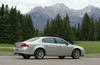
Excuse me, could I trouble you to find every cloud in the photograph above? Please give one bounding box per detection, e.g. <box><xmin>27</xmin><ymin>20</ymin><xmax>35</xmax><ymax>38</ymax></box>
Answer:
<box><xmin>0</xmin><ymin>0</ymin><xmax>100</xmax><ymax>13</ymax></box>
<box><xmin>0</xmin><ymin>0</ymin><xmax>58</xmax><ymax>13</ymax></box>
<box><xmin>64</xmin><ymin>0</ymin><xmax>100</xmax><ymax>9</ymax></box>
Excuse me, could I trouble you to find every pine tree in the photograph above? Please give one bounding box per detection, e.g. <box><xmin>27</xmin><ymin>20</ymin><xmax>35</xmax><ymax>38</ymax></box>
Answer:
<box><xmin>26</xmin><ymin>15</ymin><xmax>35</xmax><ymax>38</ymax></box>
<box><xmin>72</xmin><ymin>25</ymin><xmax>77</xmax><ymax>40</ymax></box>
<box><xmin>44</xmin><ymin>19</ymin><xmax>50</xmax><ymax>36</ymax></box>
<box><xmin>81</xmin><ymin>13</ymin><xmax>90</xmax><ymax>41</ymax></box>
<box><xmin>20</xmin><ymin>15</ymin><xmax>28</xmax><ymax>40</ymax></box>
<box><xmin>76</xmin><ymin>23</ymin><xmax>81</xmax><ymax>40</ymax></box>
<box><xmin>49</xmin><ymin>19</ymin><xmax>55</xmax><ymax>36</ymax></box>
<box><xmin>0</xmin><ymin>4</ymin><xmax>6</xmax><ymax>43</ymax></box>
<box><xmin>9</xmin><ymin>7</ymin><xmax>19</xmax><ymax>43</ymax></box>
<box><xmin>98</xmin><ymin>18</ymin><xmax>100</xmax><ymax>40</ymax></box>
<box><xmin>89</xmin><ymin>18</ymin><xmax>95</xmax><ymax>40</ymax></box>
<box><xmin>94</xmin><ymin>20</ymin><xmax>98</xmax><ymax>41</ymax></box>
<box><xmin>35</xmin><ymin>29</ymin><xmax>38</xmax><ymax>36</ymax></box>
<box><xmin>51</xmin><ymin>14</ymin><xmax>63</xmax><ymax>37</ymax></box>
<box><xmin>4</xmin><ymin>5</ymin><xmax>11</xmax><ymax>43</ymax></box>
<box><xmin>16</xmin><ymin>11</ymin><xmax>24</xmax><ymax>41</ymax></box>
<box><xmin>62</xmin><ymin>14</ymin><xmax>74</xmax><ymax>44</ymax></box>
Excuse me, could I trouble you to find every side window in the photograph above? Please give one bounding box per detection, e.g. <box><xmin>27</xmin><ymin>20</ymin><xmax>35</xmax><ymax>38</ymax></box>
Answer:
<box><xmin>55</xmin><ymin>38</ymin><xmax>68</xmax><ymax>45</ymax></box>
<box><xmin>42</xmin><ymin>38</ymin><xmax>55</xmax><ymax>43</ymax></box>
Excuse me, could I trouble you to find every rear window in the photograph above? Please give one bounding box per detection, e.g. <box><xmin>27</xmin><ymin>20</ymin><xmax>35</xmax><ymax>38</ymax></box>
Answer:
<box><xmin>42</xmin><ymin>38</ymin><xmax>55</xmax><ymax>43</ymax></box>
<box><xmin>25</xmin><ymin>37</ymin><xmax>39</xmax><ymax>42</ymax></box>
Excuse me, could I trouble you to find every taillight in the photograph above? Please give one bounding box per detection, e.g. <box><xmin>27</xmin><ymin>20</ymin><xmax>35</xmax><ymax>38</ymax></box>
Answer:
<box><xmin>14</xmin><ymin>43</ymin><xmax>16</xmax><ymax>47</ymax></box>
<box><xmin>21</xmin><ymin>43</ymin><xmax>29</xmax><ymax>47</ymax></box>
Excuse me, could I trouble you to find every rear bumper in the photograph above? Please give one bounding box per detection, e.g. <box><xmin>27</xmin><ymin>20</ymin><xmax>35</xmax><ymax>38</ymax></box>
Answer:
<box><xmin>14</xmin><ymin>47</ymin><xmax>33</xmax><ymax>55</ymax></box>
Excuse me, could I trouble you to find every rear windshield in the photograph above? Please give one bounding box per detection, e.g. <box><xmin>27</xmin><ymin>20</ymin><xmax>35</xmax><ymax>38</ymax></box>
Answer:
<box><xmin>25</xmin><ymin>37</ymin><xmax>39</xmax><ymax>42</ymax></box>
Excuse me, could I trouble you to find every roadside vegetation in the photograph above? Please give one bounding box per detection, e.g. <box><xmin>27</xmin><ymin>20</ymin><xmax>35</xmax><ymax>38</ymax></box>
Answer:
<box><xmin>0</xmin><ymin>41</ymin><xmax>100</xmax><ymax>54</ymax></box>
<box><xmin>0</xmin><ymin>44</ymin><xmax>13</xmax><ymax>52</ymax></box>
<box><xmin>75</xmin><ymin>41</ymin><xmax>100</xmax><ymax>54</ymax></box>
<box><xmin>0</xmin><ymin>44</ymin><xmax>13</xmax><ymax>47</ymax></box>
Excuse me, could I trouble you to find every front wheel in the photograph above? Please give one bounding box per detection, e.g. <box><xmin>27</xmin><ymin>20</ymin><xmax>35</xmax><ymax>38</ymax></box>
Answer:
<box><xmin>72</xmin><ymin>49</ymin><xmax>81</xmax><ymax>59</ymax></box>
<box><xmin>34</xmin><ymin>49</ymin><xmax>45</xmax><ymax>59</ymax></box>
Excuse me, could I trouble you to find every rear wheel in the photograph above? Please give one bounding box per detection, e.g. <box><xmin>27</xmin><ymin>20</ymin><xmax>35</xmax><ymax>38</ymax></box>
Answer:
<box><xmin>22</xmin><ymin>54</ymin><xmax>31</xmax><ymax>59</ymax></box>
<box><xmin>72</xmin><ymin>49</ymin><xmax>81</xmax><ymax>59</ymax></box>
<box><xmin>58</xmin><ymin>56</ymin><xmax>65</xmax><ymax>59</ymax></box>
<box><xmin>34</xmin><ymin>49</ymin><xmax>45</xmax><ymax>59</ymax></box>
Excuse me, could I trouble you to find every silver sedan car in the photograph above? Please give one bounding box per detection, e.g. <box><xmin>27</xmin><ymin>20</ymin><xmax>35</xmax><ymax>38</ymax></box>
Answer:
<box><xmin>14</xmin><ymin>37</ymin><xmax>85</xmax><ymax>59</ymax></box>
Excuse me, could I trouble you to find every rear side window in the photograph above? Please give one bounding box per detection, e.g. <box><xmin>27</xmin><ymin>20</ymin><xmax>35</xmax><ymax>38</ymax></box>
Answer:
<box><xmin>55</xmin><ymin>38</ymin><xmax>67</xmax><ymax>44</ymax></box>
<box><xmin>42</xmin><ymin>38</ymin><xmax>55</xmax><ymax>43</ymax></box>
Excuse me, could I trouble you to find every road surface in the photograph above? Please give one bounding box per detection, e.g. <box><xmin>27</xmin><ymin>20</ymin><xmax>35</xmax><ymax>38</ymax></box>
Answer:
<box><xmin>0</xmin><ymin>56</ymin><xmax>100</xmax><ymax>65</ymax></box>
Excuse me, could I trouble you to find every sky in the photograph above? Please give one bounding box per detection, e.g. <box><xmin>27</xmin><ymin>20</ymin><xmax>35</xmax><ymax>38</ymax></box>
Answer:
<box><xmin>0</xmin><ymin>0</ymin><xmax>100</xmax><ymax>14</ymax></box>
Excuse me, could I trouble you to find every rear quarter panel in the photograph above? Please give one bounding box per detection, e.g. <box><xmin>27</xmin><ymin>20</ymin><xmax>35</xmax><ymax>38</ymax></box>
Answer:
<box><xmin>29</xmin><ymin>43</ymin><xmax>45</xmax><ymax>55</ymax></box>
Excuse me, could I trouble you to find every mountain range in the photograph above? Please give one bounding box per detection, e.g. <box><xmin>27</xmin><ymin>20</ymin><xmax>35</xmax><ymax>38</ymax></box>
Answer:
<box><xmin>26</xmin><ymin>3</ymin><xmax>100</xmax><ymax>30</ymax></box>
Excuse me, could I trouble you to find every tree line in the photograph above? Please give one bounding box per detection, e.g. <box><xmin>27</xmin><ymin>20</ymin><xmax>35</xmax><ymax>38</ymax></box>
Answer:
<box><xmin>72</xmin><ymin>13</ymin><xmax>100</xmax><ymax>41</ymax></box>
<box><xmin>44</xmin><ymin>13</ymin><xmax>100</xmax><ymax>43</ymax></box>
<box><xmin>44</xmin><ymin>14</ymin><xmax>74</xmax><ymax>44</ymax></box>
<box><xmin>0</xmin><ymin>4</ymin><xmax>100</xmax><ymax>44</ymax></box>
<box><xmin>0</xmin><ymin>4</ymin><xmax>37</xmax><ymax>44</ymax></box>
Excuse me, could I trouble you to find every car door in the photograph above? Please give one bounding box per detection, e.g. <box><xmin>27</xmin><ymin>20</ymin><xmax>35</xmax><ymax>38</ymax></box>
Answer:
<box><xmin>42</xmin><ymin>38</ymin><xmax>58</xmax><ymax>55</ymax></box>
<box><xmin>54</xmin><ymin>38</ymin><xmax>69</xmax><ymax>56</ymax></box>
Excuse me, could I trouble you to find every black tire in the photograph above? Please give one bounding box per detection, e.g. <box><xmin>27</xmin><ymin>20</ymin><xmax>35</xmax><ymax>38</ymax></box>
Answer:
<box><xmin>72</xmin><ymin>49</ymin><xmax>81</xmax><ymax>59</ymax></box>
<box><xmin>58</xmin><ymin>56</ymin><xmax>65</xmax><ymax>59</ymax></box>
<box><xmin>22</xmin><ymin>54</ymin><xmax>31</xmax><ymax>59</ymax></box>
<box><xmin>34</xmin><ymin>49</ymin><xmax>45</xmax><ymax>59</ymax></box>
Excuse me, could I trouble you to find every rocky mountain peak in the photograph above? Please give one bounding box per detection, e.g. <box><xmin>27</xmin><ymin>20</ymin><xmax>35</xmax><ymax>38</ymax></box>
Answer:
<box><xmin>26</xmin><ymin>4</ymin><xmax>100</xmax><ymax>30</ymax></box>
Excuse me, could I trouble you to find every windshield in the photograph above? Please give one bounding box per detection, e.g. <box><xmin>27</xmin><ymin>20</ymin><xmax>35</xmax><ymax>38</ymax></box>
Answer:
<box><xmin>25</xmin><ymin>37</ymin><xmax>39</xmax><ymax>42</ymax></box>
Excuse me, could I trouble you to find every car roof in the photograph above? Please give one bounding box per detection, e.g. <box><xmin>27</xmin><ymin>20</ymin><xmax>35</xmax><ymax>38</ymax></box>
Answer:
<box><xmin>38</xmin><ymin>36</ymin><xmax>59</xmax><ymax>39</ymax></box>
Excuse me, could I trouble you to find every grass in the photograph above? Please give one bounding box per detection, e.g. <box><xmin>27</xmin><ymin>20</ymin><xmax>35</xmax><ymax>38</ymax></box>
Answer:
<box><xmin>0</xmin><ymin>44</ymin><xmax>14</xmax><ymax>47</ymax></box>
<box><xmin>75</xmin><ymin>41</ymin><xmax>100</xmax><ymax>54</ymax></box>
<box><xmin>0</xmin><ymin>44</ymin><xmax>14</xmax><ymax>52</ymax></box>
<box><xmin>0</xmin><ymin>47</ymin><xmax>13</xmax><ymax>52</ymax></box>
<box><xmin>0</xmin><ymin>41</ymin><xmax>100</xmax><ymax>54</ymax></box>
